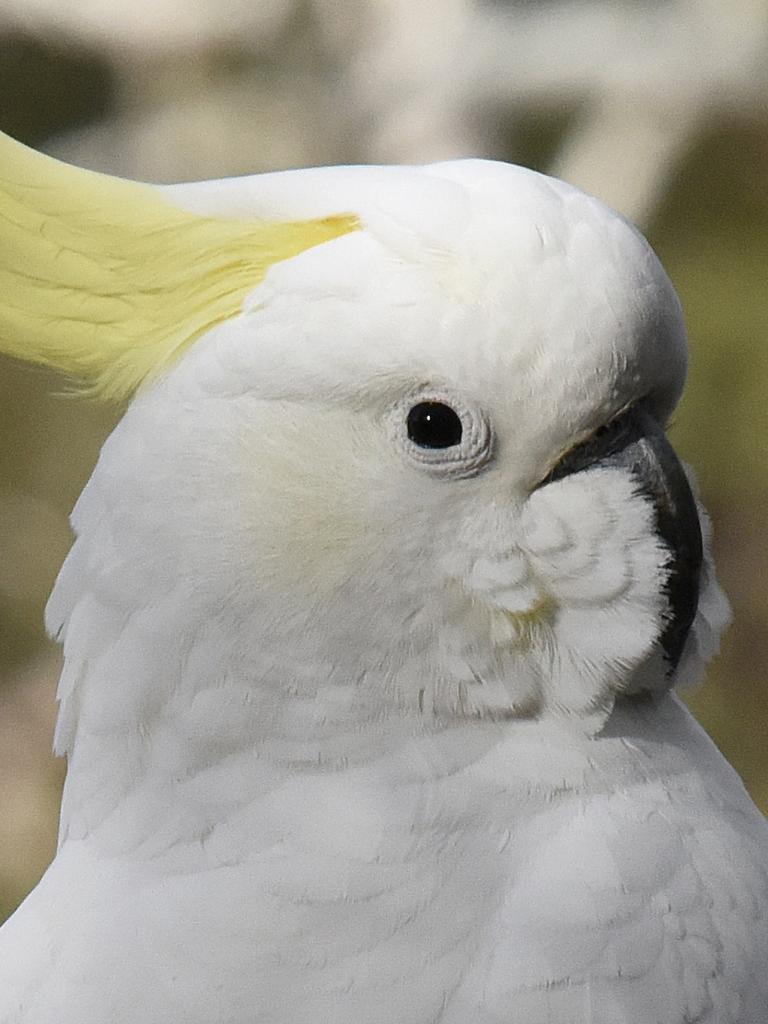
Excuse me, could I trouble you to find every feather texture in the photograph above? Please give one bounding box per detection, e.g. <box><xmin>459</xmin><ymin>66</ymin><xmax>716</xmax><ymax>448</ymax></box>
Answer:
<box><xmin>0</xmin><ymin>131</ymin><xmax>357</xmax><ymax>399</ymax></box>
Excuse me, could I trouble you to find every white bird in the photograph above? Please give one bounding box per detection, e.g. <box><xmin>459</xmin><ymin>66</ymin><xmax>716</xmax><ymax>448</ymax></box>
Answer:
<box><xmin>0</xmin><ymin>133</ymin><xmax>765</xmax><ymax>1024</ymax></box>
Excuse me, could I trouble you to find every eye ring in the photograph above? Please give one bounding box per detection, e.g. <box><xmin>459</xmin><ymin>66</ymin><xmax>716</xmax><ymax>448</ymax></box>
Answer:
<box><xmin>390</xmin><ymin>387</ymin><xmax>494</xmax><ymax>478</ymax></box>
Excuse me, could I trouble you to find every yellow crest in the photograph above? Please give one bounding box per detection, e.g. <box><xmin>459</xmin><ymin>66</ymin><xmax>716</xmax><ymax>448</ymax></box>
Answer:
<box><xmin>0</xmin><ymin>133</ymin><xmax>358</xmax><ymax>400</ymax></box>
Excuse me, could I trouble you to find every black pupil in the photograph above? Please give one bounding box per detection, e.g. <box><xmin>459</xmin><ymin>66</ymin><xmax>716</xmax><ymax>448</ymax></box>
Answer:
<box><xmin>407</xmin><ymin>402</ymin><xmax>463</xmax><ymax>449</ymax></box>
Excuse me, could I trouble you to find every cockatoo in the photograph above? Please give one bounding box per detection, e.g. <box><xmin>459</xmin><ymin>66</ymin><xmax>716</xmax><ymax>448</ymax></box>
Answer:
<box><xmin>0</xmin><ymin>131</ymin><xmax>765</xmax><ymax>1024</ymax></box>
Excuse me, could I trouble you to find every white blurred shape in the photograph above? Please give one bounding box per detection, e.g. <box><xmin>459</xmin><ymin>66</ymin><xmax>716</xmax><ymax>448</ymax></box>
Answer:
<box><xmin>0</xmin><ymin>0</ymin><xmax>291</xmax><ymax>54</ymax></box>
<box><xmin>2</xmin><ymin>0</ymin><xmax>768</xmax><ymax>219</ymax></box>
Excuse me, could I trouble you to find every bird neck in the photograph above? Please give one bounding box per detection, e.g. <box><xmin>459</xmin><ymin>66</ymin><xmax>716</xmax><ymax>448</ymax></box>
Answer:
<box><xmin>53</xmin><ymin>597</ymin><xmax>617</xmax><ymax>859</ymax></box>
<box><xmin>55</xmin><ymin>657</ymin><xmax>732</xmax><ymax>874</ymax></box>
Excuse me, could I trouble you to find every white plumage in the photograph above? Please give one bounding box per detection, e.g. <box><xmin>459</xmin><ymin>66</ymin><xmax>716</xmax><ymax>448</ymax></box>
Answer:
<box><xmin>1</xmin><ymin>155</ymin><xmax>765</xmax><ymax>1023</ymax></box>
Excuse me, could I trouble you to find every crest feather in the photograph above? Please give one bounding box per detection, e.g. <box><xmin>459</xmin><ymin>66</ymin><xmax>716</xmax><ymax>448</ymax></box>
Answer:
<box><xmin>0</xmin><ymin>132</ymin><xmax>358</xmax><ymax>400</ymax></box>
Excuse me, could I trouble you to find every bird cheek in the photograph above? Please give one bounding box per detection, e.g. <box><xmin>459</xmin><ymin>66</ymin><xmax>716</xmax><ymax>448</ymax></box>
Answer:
<box><xmin>520</xmin><ymin>468</ymin><xmax>672</xmax><ymax>691</ymax></box>
<box><xmin>466</xmin><ymin>551</ymin><xmax>550</xmax><ymax>620</ymax></box>
<box><xmin>522</xmin><ymin>468</ymin><xmax>666</xmax><ymax>603</ymax></box>
<box><xmin>240</xmin><ymin>469</ymin><xmax>365</xmax><ymax>599</ymax></box>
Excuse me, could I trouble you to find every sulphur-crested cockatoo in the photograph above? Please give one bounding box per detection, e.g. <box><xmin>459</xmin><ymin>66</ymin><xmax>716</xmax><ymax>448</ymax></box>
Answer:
<box><xmin>0</xmin><ymin>132</ymin><xmax>765</xmax><ymax>1024</ymax></box>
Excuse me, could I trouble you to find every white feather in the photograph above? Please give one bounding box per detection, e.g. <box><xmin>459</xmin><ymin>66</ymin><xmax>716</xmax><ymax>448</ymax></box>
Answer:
<box><xmin>1</xmin><ymin>158</ymin><xmax>764</xmax><ymax>1023</ymax></box>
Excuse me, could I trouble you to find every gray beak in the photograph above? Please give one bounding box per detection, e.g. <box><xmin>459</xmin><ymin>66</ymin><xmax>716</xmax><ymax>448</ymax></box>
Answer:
<box><xmin>538</xmin><ymin>404</ymin><xmax>703</xmax><ymax>673</ymax></box>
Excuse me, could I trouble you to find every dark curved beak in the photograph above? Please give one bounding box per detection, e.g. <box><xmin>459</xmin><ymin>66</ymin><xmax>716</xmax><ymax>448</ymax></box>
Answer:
<box><xmin>538</xmin><ymin>404</ymin><xmax>703</xmax><ymax>673</ymax></box>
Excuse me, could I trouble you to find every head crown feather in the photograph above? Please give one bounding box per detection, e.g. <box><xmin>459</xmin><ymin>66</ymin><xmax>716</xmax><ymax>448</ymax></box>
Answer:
<box><xmin>0</xmin><ymin>132</ymin><xmax>358</xmax><ymax>400</ymax></box>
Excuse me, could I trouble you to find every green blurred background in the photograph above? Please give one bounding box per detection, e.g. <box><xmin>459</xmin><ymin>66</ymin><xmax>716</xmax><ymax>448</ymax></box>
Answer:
<box><xmin>0</xmin><ymin>0</ymin><xmax>766</xmax><ymax>922</ymax></box>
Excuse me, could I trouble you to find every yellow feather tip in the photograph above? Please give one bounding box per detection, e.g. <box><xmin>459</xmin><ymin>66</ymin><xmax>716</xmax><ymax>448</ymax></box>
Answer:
<box><xmin>0</xmin><ymin>132</ymin><xmax>359</xmax><ymax>400</ymax></box>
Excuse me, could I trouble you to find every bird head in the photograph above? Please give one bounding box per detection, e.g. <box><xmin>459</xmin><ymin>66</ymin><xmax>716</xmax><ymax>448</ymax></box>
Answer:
<box><xmin>0</xmin><ymin>140</ymin><xmax>729</xmax><ymax>772</ymax></box>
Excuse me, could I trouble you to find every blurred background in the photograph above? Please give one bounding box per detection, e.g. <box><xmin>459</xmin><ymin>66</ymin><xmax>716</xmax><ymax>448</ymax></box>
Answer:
<box><xmin>0</xmin><ymin>0</ymin><xmax>766</xmax><ymax>922</ymax></box>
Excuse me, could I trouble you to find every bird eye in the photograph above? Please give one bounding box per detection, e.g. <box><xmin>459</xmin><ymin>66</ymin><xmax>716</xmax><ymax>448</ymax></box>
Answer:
<box><xmin>391</xmin><ymin>388</ymin><xmax>494</xmax><ymax>478</ymax></box>
<box><xmin>406</xmin><ymin>402</ymin><xmax>463</xmax><ymax>449</ymax></box>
